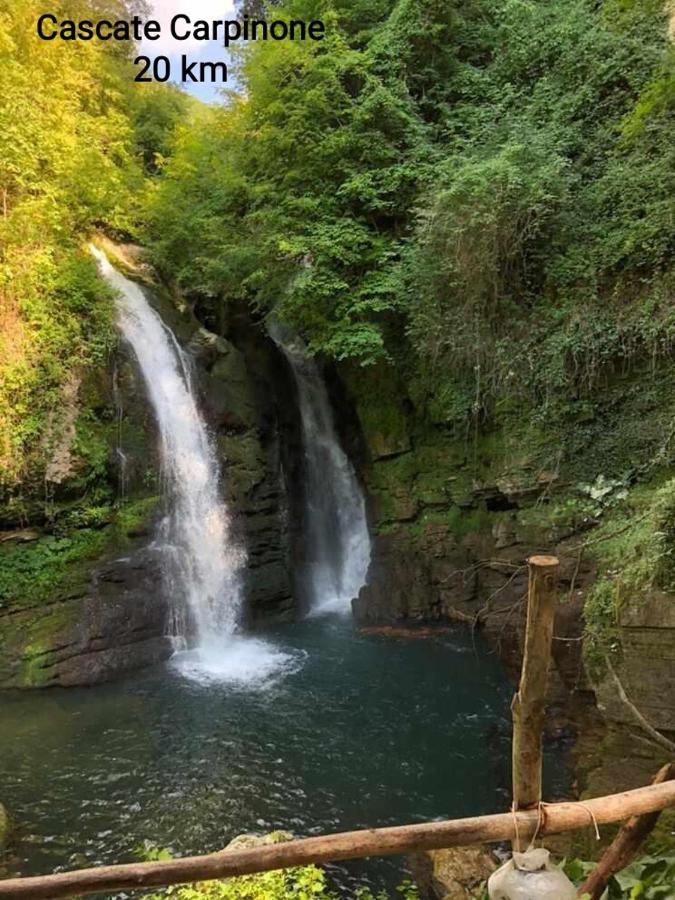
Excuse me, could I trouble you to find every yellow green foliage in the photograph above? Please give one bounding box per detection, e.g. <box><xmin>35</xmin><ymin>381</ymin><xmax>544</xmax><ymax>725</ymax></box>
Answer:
<box><xmin>149</xmin><ymin>866</ymin><xmax>331</xmax><ymax>900</ymax></box>
<box><xmin>148</xmin><ymin>867</ymin><xmax>420</xmax><ymax>900</ymax></box>
<box><xmin>0</xmin><ymin>0</ymin><xmax>142</xmax><ymax>487</ymax></box>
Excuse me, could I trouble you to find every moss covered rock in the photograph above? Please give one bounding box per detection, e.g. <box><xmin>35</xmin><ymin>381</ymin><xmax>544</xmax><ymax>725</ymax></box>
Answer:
<box><xmin>409</xmin><ymin>845</ymin><xmax>497</xmax><ymax>900</ymax></box>
<box><xmin>0</xmin><ymin>499</ymin><xmax>173</xmax><ymax>689</ymax></box>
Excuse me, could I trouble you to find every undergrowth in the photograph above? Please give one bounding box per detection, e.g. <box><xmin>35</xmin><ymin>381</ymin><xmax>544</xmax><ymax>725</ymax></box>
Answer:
<box><xmin>0</xmin><ymin>496</ymin><xmax>158</xmax><ymax>611</ymax></box>
<box><xmin>583</xmin><ymin>476</ymin><xmax>675</xmax><ymax>665</ymax></box>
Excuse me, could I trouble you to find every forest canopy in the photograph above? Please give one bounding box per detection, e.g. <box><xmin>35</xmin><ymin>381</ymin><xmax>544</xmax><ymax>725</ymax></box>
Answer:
<box><xmin>146</xmin><ymin>0</ymin><xmax>675</xmax><ymax>430</ymax></box>
<box><xmin>2</xmin><ymin>0</ymin><xmax>674</xmax><ymax>485</ymax></box>
<box><xmin>0</xmin><ymin>0</ymin><xmax>185</xmax><ymax>488</ymax></box>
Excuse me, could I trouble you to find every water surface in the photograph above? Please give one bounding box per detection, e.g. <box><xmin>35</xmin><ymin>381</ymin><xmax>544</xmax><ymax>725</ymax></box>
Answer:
<box><xmin>0</xmin><ymin>620</ymin><xmax>570</xmax><ymax>894</ymax></box>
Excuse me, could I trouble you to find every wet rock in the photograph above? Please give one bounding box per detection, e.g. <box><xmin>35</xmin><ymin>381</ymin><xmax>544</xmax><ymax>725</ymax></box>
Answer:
<box><xmin>354</xmin><ymin>525</ymin><xmax>479</xmax><ymax>625</ymax></box>
<box><xmin>339</xmin><ymin>361</ymin><xmax>411</xmax><ymax>461</ymax></box>
<box><xmin>200</xmin><ymin>303</ymin><xmax>305</xmax><ymax>623</ymax></box>
<box><xmin>0</xmin><ymin>546</ymin><xmax>172</xmax><ymax>689</ymax></box>
<box><xmin>0</xmin><ymin>259</ymin><xmax>301</xmax><ymax>690</ymax></box>
<box><xmin>606</xmin><ymin>589</ymin><xmax>675</xmax><ymax>733</ymax></box>
<box><xmin>226</xmin><ymin>831</ymin><xmax>293</xmax><ymax>850</ymax></box>
<box><xmin>354</xmin><ymin>518</ymin><xmax>595</xmax><ymax>726</ymax></box>
<box><xmin>354</xmin><ymin>532</ymin><xmax>431</xmax><ymax>622</ymax></box>
<box><xmin>200</xmin><ymin>336</ymin><xmax>258</xmax><ymax>433</ymax></box>
<box><xmin>0</xmin><ymin>529</ymin><xmax>39</xmax><ymax>544</ymax></box>
<box><xmin>409</xmin><ymin>845</ymin><xmax>497</xmax><ymax>900</ymax></box>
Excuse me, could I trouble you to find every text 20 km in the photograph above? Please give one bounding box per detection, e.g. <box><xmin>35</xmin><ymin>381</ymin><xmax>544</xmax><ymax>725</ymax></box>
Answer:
<box><xmin>134</xmin><ymin>55</ymin><xmax>228</xmax><ymax>84</ymax></box>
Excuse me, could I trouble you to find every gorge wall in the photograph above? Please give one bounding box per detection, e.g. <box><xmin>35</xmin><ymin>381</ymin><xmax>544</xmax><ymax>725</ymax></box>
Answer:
<box><xmin>340</xmin><ymin>355</ymin><xmax>675</xmax><ymax>844</ymax></box>
<box><xmin>0</xmin><ymin>246</ymin><xmax>303</xmax><ymax>688</ymax></box>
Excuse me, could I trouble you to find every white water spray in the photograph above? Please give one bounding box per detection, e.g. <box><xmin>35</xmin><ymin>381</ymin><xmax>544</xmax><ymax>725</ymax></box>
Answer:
<box><xmin>269</xmin><ymin>323</ymin><xmax>371</xmax><ymax>615</ymax></box>
<box><xmin>92</xmin><ymin>246</ymin><xmax>300</xmax><ymax>685</ymax></box>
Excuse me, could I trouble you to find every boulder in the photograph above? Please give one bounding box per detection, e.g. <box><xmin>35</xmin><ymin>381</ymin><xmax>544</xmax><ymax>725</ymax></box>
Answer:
<box><xmin>0</xmin><ymin>546</ymin><xmax>172</xmax><ymax>689</ymax></box>
<box><xmin>409</xmin><ymin>846</ymin><xmax>497</xmax><ymax>900</ymax></box>
<box><xmin>226</xmin><ymin>831</ymin><xmax>293</xmax><ymax>851</ymax></box>
<box><xmin>354</xmin><ymin>531</ymin><xmax>431</xmax><ymax>623</ymax></box>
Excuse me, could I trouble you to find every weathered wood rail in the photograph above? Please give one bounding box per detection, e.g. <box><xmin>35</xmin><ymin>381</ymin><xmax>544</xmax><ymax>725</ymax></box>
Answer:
<box><xmin>2</xmin><ymin>555</ymin><xmax>673</xmax><ymax>899</ymax></box>
<box><xmin>1</xmin><ymin>781</ymin><xmax>675</xmax><ymax>899</ymax></box>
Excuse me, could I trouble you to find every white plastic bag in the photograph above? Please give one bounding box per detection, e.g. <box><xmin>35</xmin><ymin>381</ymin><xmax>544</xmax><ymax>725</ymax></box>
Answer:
<box><xmin>488</xmin><ymin>848</ymin><xmax>576</xmax><ymax>899</ymax></box>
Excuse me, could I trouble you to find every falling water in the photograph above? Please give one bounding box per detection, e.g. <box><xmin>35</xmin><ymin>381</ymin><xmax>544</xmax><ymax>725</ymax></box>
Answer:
<box><xmin>269</xmin><ymin>323</ymin><xmax>371</xmax><ymax>615</ymax></box>
<box><xmin>92</xmin><ymin>246</ymin><xmax>300</xmax><ymax>684</ymax></box>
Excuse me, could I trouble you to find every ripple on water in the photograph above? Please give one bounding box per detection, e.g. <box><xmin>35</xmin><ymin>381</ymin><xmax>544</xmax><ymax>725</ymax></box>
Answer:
<box><xmin>0</xmin><ymin>619</ymin><xmax>571</xmax><ymax>891</ymax></box>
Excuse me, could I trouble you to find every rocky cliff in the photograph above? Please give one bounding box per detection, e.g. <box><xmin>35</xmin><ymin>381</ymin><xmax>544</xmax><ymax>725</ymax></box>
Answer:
<box><xmin>0</xmin><ymin>245</ymin><xmax>303</xmax><ymax>688</ymax></box>
<box><xmin>342</xmin><ymin>355</ymin><xmax>675</xmax><ymax>845</ymax></box>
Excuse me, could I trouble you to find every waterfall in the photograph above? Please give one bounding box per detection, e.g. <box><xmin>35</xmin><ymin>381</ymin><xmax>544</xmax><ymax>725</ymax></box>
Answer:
<box><xmin>92</xmin><ymin>246</ymin><xmax>299</xmax><ymax>685</ymax></box>
<box><xmin>269</xmin><ymin>323</ymin><xmax>371</xmax><ymax>615</ymax></box>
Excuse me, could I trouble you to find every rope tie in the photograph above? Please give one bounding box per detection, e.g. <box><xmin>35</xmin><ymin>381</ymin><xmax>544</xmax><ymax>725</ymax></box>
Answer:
<box><xmin>517</xmin><ymin>800</ymin><xmax>600</xmax><ymax>852</ymax></box>
<box><xmin>579</xmin><ymin>801</ymin><xmax>601</xmax><ymax>841</ymax></box>
<box><xmin>527</xmin><ymin>801</ymin><xmax>547</xmax><ymax>850</ymax></box>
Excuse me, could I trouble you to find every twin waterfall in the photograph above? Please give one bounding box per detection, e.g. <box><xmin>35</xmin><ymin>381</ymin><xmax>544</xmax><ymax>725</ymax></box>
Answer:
<box><xmin>92</xmin><ymin>247</ymin><xmax>369</xmax><ymax>683</ymax></box>
<box><xmin>269</xmin><ymin>324</ymin><xmax>371</xmax><ymax>615</ymax></box>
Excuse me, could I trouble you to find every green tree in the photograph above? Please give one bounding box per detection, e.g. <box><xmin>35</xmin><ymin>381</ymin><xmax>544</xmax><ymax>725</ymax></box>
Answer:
<box><xmin>0</xmin><ymin>0</ymin><xmax>142</xmax><ymax>486</ymax></box>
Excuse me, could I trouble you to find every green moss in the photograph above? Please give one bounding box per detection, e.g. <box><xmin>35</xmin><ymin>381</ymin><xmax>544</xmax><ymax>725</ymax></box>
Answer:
<box><xmin>0</xmin><ymin>495</ymin><xmax>159</xmax><ymax>687</ymax></box>
<box><xmin>408</xmin><ymin>504</ymin><xmax>492</xmax><ymax>538</ymax></box>
<box><xmin>582</xmin><ymin>475</ymin><xmax>675</xmax><ymax>664</ymax></box>
<box><xmin>16</xmin><ymin>600</ymin><xmax>80</xmax><ymax>687</ymax></box>
<box><xmin>0</xmin><ymin>594</ymin><xmax>80</xmax><ymax>687</ymax></box>
<box><xmin>68</xmin><ymin>411</ymin><xmax>116</xmax><ymax>494</ymax></box>
<box><xmin>516</xmin><ymin>496</ymin><xmax>596</xmax><ymax>532</ymax></box>
<box><xmin>0</xmin><ymin>496</ymin><xmax>159</xmax><ymax>614</ymax></box>
<box><xmin>367</xmin><ymin>453</ymin><xmax>419</xmax><ymax>526</ymax></box>
<box><xmin>115</xmin><ymin>496</ymin><xmax>160</xmax><ymax>535</ymax></box>
<box><xmin>341</xmin><ymin>361</ymin><xmax>411</xmax><ymax>461</ymax></box>
<box><xmin>0</xmin><ymin>530</ymin><xmax>110</xmax><ymax>612</ymax></box>
<box><xmin>412</xmin><ymin>436</ymin><xmax>470</xmax><ymax>506</ymax></box>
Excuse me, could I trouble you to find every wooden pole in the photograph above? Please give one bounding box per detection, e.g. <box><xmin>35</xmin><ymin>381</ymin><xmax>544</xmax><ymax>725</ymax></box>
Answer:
<box><xmin>511</xmin><ymin>554</ymin><xmax>559</xmax><ymax>830</ymax></box>
<box><xmin>577</xmin><ymin>763</ymin><xmax>675</xmax><ymax>899</ymax></box>
<box><xmin>1</xmin><ymin>782</ymin><xmax>675</xmax><ymax>900</ymax></box>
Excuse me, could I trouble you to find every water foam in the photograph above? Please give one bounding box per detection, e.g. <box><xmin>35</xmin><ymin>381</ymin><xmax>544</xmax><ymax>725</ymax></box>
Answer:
<box><xmin>172</xmin><ymin>638</ymin><xmax>307</xmax><ymax>689</ymax></box>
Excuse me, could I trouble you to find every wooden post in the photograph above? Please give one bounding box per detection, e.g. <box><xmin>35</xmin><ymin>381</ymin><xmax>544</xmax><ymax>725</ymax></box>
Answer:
<box><xmin>511</xmin><ymin>554</ymin><xmax>560</xmax><ymax>834</ymax></box>
<box><xmin>578</xmin><ymin>763</ymin><xmax>675</xmax><ymax>899</ymax></box>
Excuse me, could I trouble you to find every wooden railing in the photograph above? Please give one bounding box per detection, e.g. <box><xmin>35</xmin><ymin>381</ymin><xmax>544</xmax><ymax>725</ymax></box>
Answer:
<box><xmin>0</xmin><ymin>782</ymin><xmax>675</xmax><ymax>899</ymax></box>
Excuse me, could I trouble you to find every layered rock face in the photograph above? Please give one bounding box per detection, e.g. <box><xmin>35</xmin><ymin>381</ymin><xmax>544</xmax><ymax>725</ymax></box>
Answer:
<box><xmin>0</xmin><ymin>336</ymin><xmax>169</xmax><ymax>688</ymax></box>
<box><xmin>351</xmin><ymin>449</ymin><xmax>675</xmax><ymax>756</ymax></box>
<box><xmin>597</xmin><ymin>590</ymin><xmax>675</xmax><ymax>734</ymax></box>
<box><xmin>0</xmin><ymin>546</ymin><xmax>173</xmax><ymax>688</ymax></box>
<box><xmin>187</xmin><ymin>305</ymin><xmax>303</xmax><ymax>625</ymax></box>
<box><xmin>353</xmin><ymin>500</ymin><xmax>595</xmax><ymax>714</ymax></box>
<box><xmin>342</xmin><ymin>362</ymin><xmax>594</xmax><ymax>713</ymax></box>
